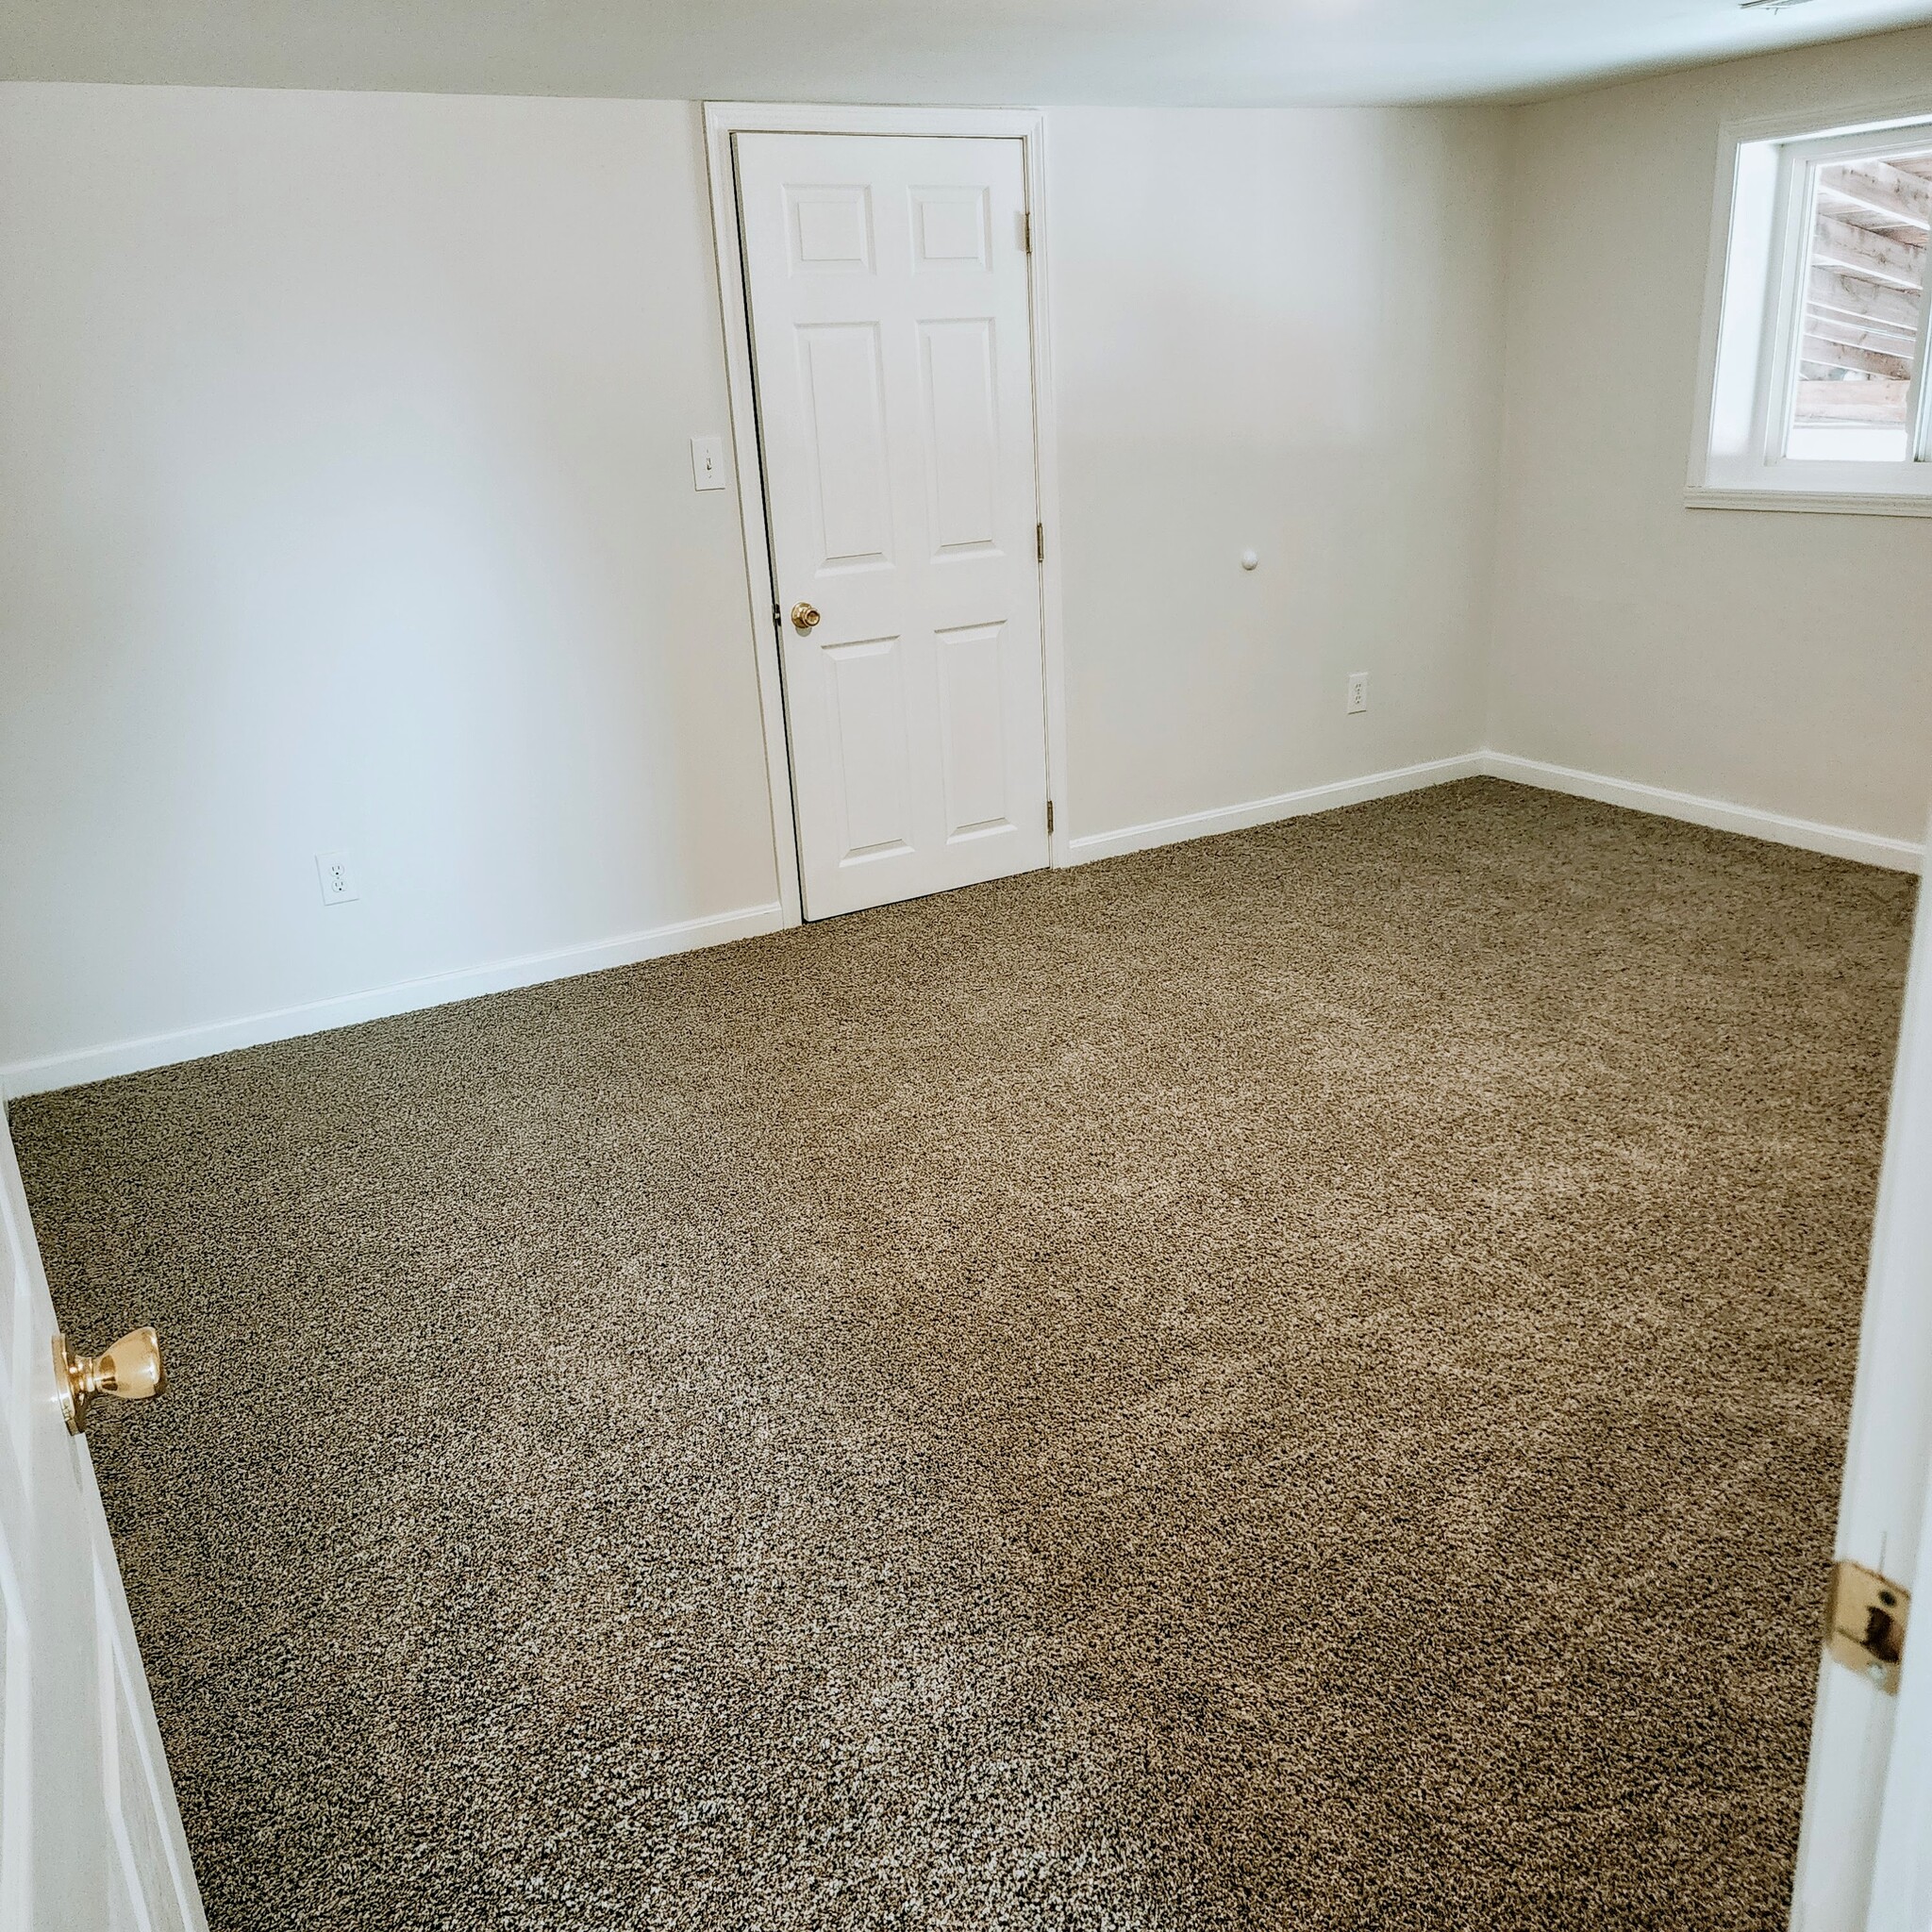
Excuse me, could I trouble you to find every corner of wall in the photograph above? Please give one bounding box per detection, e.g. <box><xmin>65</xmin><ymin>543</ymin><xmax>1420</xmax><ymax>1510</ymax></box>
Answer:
<box><xmin>1474</xmin><ymin>96</ymin><xmax>1527</xmax><ymax>761</ymax></box>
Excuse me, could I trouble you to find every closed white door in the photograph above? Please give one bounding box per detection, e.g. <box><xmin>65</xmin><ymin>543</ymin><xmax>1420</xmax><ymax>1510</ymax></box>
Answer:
<box><xmin>736</xmin><ymin>132</ymin><xmax>1050</xmax><ymax>920</ymax></box>
<box><xmin>0</xmin><ymin>1103</ymin><xmax>205</xmax><ymax>1932</ymax></box>
<box><xmin>1789</xmin><ymin>811</ymin><xmax>1932</xmax><ymax>1932</ymax></box>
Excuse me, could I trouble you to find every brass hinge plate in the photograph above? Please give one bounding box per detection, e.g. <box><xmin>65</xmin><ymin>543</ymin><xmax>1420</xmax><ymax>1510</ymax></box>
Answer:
<box><xmin>1825</xmin><ymin>1557</ymin><xmax>1909</xmax><ymax>1694</ymax></box>
<box><xmin>1046</xmin><ymin>799</ymin><xmax>1055</xmax><ymax>836</ymax></box>
<box><xmin>1024</xmin><ymin>211</ymin><xmax>1033</xmax><ymax>254</ymax></box>
<box><xmin>1036</xmin><ymin>522</ymin><xmax>1044</xmax><ymax>563</ymax></box>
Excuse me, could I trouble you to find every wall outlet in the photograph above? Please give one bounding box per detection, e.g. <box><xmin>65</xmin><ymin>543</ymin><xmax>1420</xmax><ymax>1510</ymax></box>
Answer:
<box><xmin>316</xmin><ymin>853</ymin><xmax>359</xmax><ymax>907</ymax></box>
<box><xmin>1346</xmin><ymin>672</ymin><xmax>1369</xmax><ymax>715</ymax></box>
<box><xmin>690</xmin><ymin>435</ymin><xmax>726</xmax><ymax>491</ymax></box>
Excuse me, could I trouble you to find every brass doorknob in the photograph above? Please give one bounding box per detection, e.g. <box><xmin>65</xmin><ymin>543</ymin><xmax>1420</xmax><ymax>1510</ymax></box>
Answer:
<box><xmin>791</xmin><ymin>601</ymin><xmax>821</xmax><ymax>633</ymax></box>
<box><xmin>53</xmin><ymin>1328</ymin><xmax>166</xmax><ymax>1436</ymax></box>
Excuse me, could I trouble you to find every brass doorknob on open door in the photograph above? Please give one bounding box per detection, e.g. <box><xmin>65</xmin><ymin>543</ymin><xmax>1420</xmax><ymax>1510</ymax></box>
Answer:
<box><xmin>53</xmin><ymin>1328</ymin><xmax>165</xmax><ymax>1435</ymax></box>
<box><xmin>791</xmin><ymin>601</ymin><xmax>821</xmax><ymax>633</ymax></box>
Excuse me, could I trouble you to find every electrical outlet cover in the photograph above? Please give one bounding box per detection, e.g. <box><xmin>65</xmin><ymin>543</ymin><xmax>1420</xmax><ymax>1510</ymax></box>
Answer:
<box><xmin>316</xmin><ymin>853</ymin><xmax>359</xmax><ymax>906</ymax></box>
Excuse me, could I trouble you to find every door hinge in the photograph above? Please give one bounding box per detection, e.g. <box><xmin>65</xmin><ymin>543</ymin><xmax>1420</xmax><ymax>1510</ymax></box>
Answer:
<box><xmin>1036</xmin><ymin>523</ymin><xmax>1044</xmax><ymax>563</ymax></box>
<box><xmin>1024</xmin><ymin>211</ymin><xmax>1033</xmax><ymax>255</ymax></box>
<box><xmin>1046</xmin><ymin>799</ymin><xmax>1055</xmax><ymax>836</ymax></box>
<box><xmin>1825</xmin><ymin>1558</ymin><xmax>1909</xmax><ymax>1694</ymax></box>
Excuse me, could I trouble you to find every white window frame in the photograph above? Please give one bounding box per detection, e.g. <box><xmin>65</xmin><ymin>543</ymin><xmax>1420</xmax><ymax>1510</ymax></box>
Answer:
<box><xmin>1689</xmin><ymin>95</ymin><xmax>1932</xmax><ymax>517</ymax></box>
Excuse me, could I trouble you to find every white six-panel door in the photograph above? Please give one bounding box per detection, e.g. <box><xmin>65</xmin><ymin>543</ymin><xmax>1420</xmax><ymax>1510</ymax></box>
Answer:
<box><xmin>0</xmin><ymin>1101</ymin><xmax>204</xmax><ymax>1932</ymax></box>
<box><xmin>735</xmin><ymin>133</ymin><xmax>1050</xmax><ymax>920</ymax></box>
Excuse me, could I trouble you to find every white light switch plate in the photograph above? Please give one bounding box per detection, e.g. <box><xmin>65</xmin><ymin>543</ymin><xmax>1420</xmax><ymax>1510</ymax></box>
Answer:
<box><xmin>690</xmin><ymin>436</ymin><xmax>726</xmax><ymax>491</ymax></box>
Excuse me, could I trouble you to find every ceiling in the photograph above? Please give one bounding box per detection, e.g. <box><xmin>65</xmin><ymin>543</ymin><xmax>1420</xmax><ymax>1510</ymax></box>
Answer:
<box><xmin>0</xmin><ymin>0</ymin><xmax>1928</xmax><ymax>107</ymax></box>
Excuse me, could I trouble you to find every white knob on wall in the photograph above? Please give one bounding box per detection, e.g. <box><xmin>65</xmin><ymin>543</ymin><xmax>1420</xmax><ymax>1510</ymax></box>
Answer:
<box><xmin>1240</xmin><ymin>550</ymin><xmax>1258</xmax><ymax>572</ymax></box>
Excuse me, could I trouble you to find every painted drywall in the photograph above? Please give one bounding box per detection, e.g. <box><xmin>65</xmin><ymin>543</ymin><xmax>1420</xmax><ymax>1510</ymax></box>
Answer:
<box><xmin>0</xmin><ymin>86</ymin><xmax>1512</xmax><ymax>1085</ymax></box>
<box><xmin>1049</xmin><ymin>106</ymin><xmax>1507</xmax><ymax>843</ymax></box>
<box><xmin>1489</xmin><ymin>26</ymin><xmax>1932</xmax><ymax>846</ymax></box>
<box><xmin>0</xmin><ymin>85</ymin><xmax>783</xmax><ymax>1081</ymax></box>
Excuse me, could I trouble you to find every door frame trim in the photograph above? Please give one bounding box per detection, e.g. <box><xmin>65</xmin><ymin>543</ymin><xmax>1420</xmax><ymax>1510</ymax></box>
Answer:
<box><xmin>701</xmin><ymin>101</ymin><xmax>1072</xmax><ymax>925</ymax></box>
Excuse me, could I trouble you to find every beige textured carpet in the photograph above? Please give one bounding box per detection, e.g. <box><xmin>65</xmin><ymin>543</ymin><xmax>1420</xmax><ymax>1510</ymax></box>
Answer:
<box><xmin>11</xmin><ymin>778</ymin><xmax>1914</xmax><ymax>1932</ymax></box>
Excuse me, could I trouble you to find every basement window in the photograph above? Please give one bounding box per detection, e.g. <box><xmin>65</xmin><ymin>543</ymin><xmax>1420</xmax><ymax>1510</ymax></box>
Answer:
<box><xmin>1691</xmin><ymin>110</ymin><xmax>1932</xmax><ymax>512</ymax></box>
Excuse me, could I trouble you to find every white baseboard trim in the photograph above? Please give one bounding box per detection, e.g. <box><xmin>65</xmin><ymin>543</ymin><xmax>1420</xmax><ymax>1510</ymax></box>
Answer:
<box><xmin>0</xmin><ymin>900</ymin><xmax>790</xmax><ymax>1101</ymax></box>
<box><xmin>8</xmin><ymin>752</ymin><xmax>1914</xmax><ymax>1100</ymax></box>
<box><xmin>1064</xmin><ymin>745</ymin><xmax>1922</xmax><ymax>874</ymax></box>
<box><xmin>1479</xmin><ymin>751</ymin><xmax>1924</xmax><ymax>874</ymax></box>
<box><xmin>1065</xmin><ymin>753</ymin><xmax>1485</xmax><ymax>865</ymax></box>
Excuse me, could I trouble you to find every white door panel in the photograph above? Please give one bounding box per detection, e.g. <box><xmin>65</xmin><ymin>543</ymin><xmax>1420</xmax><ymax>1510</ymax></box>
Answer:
<box><xmin>738</xmin><ymin>132</ymin><xmax>1049</xmax><ymax>919</ymax></box>
<box><xmin>937</xmin><ymin>622</ymin><xmax>1013</xmax><ymax>841</ymax></box>
<box><xmin>921</xmin><ymin>320</ymin><xmax>1001</xmax><ymax>557</ymax></box>
<box><xmin>1790</xmin><ymin>814</ymin><xmax>1932</xmax><ymax>1932</ymax></box>
<box><xmin>0</xmin><ymin>1103</ymin><xmax>205</xmax><ymax>1932</ymax></box>
<box><xmin>824</xmin><ymin>634</ymin><xmax>915</xmax><ymax>862</ymax></box>
<box><xmin>800</xmin><ymin>325</ymin><xmax>891</xmax><ymax>570</ymax></box>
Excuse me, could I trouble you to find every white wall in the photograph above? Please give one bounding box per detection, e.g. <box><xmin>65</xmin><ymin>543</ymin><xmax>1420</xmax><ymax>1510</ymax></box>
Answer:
<box><xmin>2</xmin><ymin>60</ymin><xmax>1921</xmax><ymax>1091</ymax></box>
<box><xmin>0</xmin><ymin>86</ymin><xmax>784</xmax><ymax>1084</ymax></box>
<box><xmin>1489</xmin><ymin>26</ymin><xmax>1932</xmax><ymax>846</ymax></box>
<box><xmin>1050</xmin><ymin>107</ymin><xmax>1506</xmax><ymax>845</ymax></box>
<box><xmin>0</xmin><ymin>86</ymin><xmax>1512</xmax><ymax>1087</ymax></box>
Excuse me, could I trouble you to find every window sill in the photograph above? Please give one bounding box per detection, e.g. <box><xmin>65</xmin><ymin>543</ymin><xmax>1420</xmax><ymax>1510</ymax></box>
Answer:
<box><xmin>1685</xmin><ymin>484</ymin><xmax>1932</xmax><ymax>518</ymax></box>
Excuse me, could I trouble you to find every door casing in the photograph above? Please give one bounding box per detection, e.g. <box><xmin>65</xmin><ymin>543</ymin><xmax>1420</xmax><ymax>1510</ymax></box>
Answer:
<box><xmin>703</xmin><ymin>102</ymin><xmax>1071</xmax><ymax>927</ymax></box>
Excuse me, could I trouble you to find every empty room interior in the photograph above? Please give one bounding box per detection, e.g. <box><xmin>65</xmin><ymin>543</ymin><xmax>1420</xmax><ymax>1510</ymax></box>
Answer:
<box><xmin>5</xmin><ymin>0</ymin><xmax>1932</xmax><ymax>1926</ymax></box>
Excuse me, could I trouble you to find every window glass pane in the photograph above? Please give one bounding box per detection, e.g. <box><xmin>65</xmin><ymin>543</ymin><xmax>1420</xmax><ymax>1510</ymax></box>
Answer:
<box><xmin>1788</xmin><ymin>149</ymin><xmax>1930</xmax><ymax>462</ymax></box>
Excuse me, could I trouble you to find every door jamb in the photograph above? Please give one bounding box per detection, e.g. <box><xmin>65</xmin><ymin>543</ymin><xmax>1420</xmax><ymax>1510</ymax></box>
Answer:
<box><xmin>700</xmin><ymin>101</ymin><xmax>1073</xmax><ymax>925</ymax></box>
